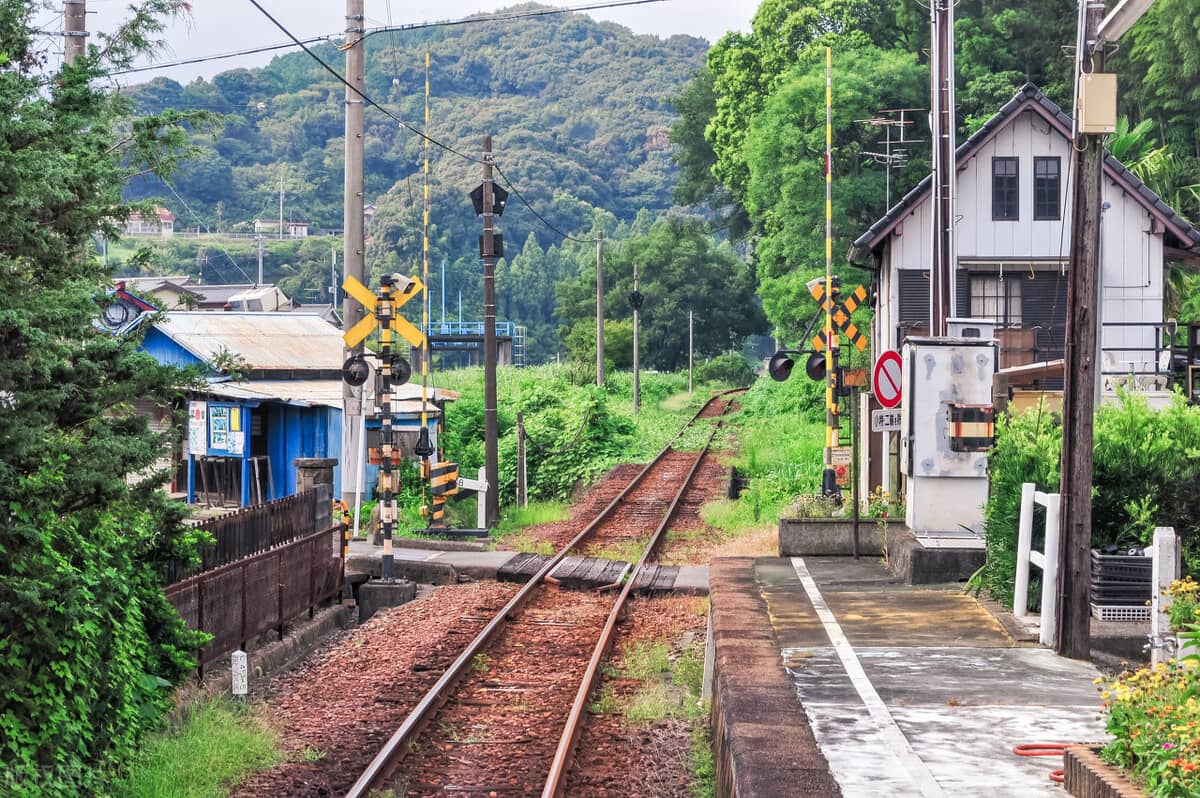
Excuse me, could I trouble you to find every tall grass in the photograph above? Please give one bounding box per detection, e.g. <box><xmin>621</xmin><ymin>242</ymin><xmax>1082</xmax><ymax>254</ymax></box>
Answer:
<box><xmin>113</xmin><ymin>697</ymin><xmax>279</xmax><ymax>798</ymax></box>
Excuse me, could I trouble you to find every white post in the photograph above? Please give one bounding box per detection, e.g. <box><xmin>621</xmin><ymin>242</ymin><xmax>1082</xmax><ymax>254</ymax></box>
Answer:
<box><xmin>1014</xmin><ymin>482</ymin><xmax>1036</xmax><ymax>617</ymax></box>
<box><xmin>352</xmin><ymin>389</ymin><xmax>367</xmax><ymax>539</ymax></box>
<box><xmin>1152</xmin><ymin>527</ymin><xmax>1180</xmax><ymax>666</ymax></box>
<box><xmin>231</xmin><ymin>649</ymin><xmax>248</xmax><ymax>699</ymax></box>
<box><xmin>1039</xmin><ymin>494</ymin><xmax>1062</xmax><ymax>648</ymax></box>
<box><xmin>477</xmin><ymin>466</ymin><xmax>487</xmax><ymax>530</ymax></box>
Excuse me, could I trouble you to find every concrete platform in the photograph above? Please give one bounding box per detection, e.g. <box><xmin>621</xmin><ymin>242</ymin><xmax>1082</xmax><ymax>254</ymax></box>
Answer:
<box><xmin>709</xmin><ymin>556</ymin><xmax>1107</xmax><ymax>798</ymax></box>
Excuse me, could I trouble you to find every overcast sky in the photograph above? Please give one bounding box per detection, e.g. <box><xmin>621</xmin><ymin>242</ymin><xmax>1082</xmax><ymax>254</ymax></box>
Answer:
<box><xmin>57</xmin><ymin>0</ymin><xmax>761</xmax><ymax>84</ymax></box>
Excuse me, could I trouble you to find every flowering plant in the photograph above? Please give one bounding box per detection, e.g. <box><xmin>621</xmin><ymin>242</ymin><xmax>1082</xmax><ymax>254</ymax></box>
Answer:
<box><xmin>1099</xmin><ymin>659</ymin><xmax>1200</xmax><ymax>796</ymax></box>
<box><xmin>1165</xmin><ymin>577</ymin><xmax>1200</xmax><ymax>633</ymax></box>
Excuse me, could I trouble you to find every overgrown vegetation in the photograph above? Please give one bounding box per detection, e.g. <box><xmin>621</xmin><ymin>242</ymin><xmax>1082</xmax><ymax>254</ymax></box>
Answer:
<box><xmin>112</xmin><ymin>697</ymin><xmax>280</xmax><ymax>798</ymax></box>
<box><xmin>981</xmin><ymin>393</ymin><xmax>1200</xmax><ymax>608</ymax></box>
<box><xmin>0</xmin><ymin>3</ymin><xmax>211</xmax><ymax>794</ymax></box>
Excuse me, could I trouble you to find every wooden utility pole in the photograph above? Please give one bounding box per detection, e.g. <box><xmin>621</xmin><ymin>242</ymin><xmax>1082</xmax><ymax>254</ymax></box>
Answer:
<box><xmin>1056</xmin><ymin>0</ymin><xmax>1106</xmax><ymax>660</ymax></box>
<box><xmin>340</xmin><ymin>0</ymin><xmax>365</xmax><ymax>506</ymax></box>
<box><xmin>481</xmin><ymin>136</ymin><xmax>500</xmax><ymax>527</ymax></box>
<box><xmin>63</xmin><ymin>0</ymin><xmax>86</xmax><ymax>64</ymax></box>
<box><xmin>596</xmin><ymin>231</ymin><xmax>605</xmax><ymax>386</ymax></box>
<box><xmin>929</xmin><ymin>0</ymin><xmax>957</xmax><ymax>336</ymax></box>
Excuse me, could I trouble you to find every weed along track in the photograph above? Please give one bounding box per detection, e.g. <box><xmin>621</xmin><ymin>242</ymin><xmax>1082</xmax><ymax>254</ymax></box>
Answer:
<box><xmin>344</xmin><ymin>391</ymin><xmax>739</xmax><ymax>798</ymax></box>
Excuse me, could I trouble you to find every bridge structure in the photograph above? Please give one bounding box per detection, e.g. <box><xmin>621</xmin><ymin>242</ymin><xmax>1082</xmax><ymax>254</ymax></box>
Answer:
<box><xmin>419</xmin><ymin>320</ymin><xmax>527</xmax><ymax>368</ymax></box>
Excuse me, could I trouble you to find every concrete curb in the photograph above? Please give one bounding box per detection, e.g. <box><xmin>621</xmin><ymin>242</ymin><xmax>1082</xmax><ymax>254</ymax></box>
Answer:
<box><xmin>708</xmin><ymin>557</ymin><xmax>841</xmax><ymax>798</ymax></box>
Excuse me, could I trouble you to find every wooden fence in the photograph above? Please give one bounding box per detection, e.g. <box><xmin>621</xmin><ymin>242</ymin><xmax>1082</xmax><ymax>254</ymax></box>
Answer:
<box><xmin>167</xmin><ymin>485</ymin><xmax>332</xmax><ymax>584</ymax></box>
<box><xmin>164</xmin><ymin>524</ymin><xmax>344</xmax><ymax>670</ymax></box>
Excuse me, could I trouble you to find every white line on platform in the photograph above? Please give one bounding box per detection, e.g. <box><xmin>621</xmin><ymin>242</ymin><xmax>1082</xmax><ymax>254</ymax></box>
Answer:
<box><xmin>790</xmin><ymin>557</ymin><xmax>945</xmax><ymax>798</ymax></box>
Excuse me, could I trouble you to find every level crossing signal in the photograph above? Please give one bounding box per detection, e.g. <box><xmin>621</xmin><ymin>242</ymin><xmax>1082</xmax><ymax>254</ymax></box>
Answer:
<box><xmin>342</xmin><ymin>273</ymin><xmax>427</xmax><ymax>350</ymax></box>
<box><xmin>809</xmin><ymin>280</ymin><xmax>868</xmax><ymax>353</ymax></box>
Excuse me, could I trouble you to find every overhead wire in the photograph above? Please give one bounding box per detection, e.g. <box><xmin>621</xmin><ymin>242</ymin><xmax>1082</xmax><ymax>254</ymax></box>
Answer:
<box><xmin>245</xmin><ymin>0</ymin><xmax>611</xmax><ymax>246</ymax></box>
<box><xmin>158</xmin><ymin>181</ymin><xmax>258</xmax><ymax>284</ymax></box>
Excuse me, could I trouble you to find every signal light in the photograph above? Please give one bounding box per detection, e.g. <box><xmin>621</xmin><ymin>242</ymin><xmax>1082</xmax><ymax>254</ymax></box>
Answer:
<box><xmin>341</xmin><ymin>355</ymin><xmax>370</xmax><ymax>387</ymax></box>
<box><xmin>389</xmin><ymin>356</ymin><xmax>412</xmax><ymax>386</ymax></box>
<box><xmin>805</xmin><ymin>353</ymin><xmax>827</xmax><ymax>381</ymax></box>
<box><xmin>768</xmin><ymin>351</ymin><xmax>794</xmax><ymax>382</ymax></box>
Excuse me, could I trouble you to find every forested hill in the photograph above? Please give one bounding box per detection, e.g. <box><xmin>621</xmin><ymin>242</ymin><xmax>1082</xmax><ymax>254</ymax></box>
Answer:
<box><xmin>122</xmin><ymin>5</ymin><xmax>707</xmax><ymax>246</ymax></box>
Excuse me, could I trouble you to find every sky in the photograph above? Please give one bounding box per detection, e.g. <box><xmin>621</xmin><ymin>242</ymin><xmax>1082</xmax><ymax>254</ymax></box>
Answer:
<box><xmin>59</xmin><ymin>0</ymin><xmax>762</xmax><ymax>85</ymax></box>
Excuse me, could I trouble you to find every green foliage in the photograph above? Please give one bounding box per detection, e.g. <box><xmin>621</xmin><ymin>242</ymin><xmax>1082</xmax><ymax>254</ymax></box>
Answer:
<box><xmin>982</xmin><ymin>393</ymin><xmax>1200</xmax><ymax>608</ymax></box>
<box><xmin>112</xmin><ymin>697</ymin><xmax>280</xmax><ymax>798</ymax></box>
<box><xmin>555</xmin><ymin>217</ymin><xmax>767</xmax><ymax>370</ymax></box>
<box><xmin>0</xmin><ymin>3</ymin><xmax>208</xmax><ymax>793</ymax></box>
<box><xmin>979</xmin><ymin>404</ymin><xmax>1062</xmax><ymax>609</ymax></box>
<box><xmin>698</xmin><ymin>353</ymin><xmax>755</xmax><ymax>387</ymax></box>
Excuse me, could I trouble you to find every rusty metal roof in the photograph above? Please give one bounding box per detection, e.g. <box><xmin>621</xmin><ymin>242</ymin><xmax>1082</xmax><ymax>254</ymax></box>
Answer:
<box><xmin>203</xmin><ymin>378</ymin><xmax>456</xmax><ymax>411</ymax></box>
<box><xmin>155</xmin><ymin>311</ymin><xmax>343</xmax><ymax>371</ymax></box>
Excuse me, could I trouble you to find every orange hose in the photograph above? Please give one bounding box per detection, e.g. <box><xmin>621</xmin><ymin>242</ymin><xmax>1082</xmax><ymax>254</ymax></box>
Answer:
<box><xmin>1013</xmin><ymin>743</ymin><xmax>1068</xmax><ymax>783</ymax></box>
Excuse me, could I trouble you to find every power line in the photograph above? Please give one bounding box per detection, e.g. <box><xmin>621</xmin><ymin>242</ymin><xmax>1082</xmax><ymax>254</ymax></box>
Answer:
<box><xmin>114</xmin><ymin>1</ymin><xmax>666</xmax><ymax>79</ymax></box>
<box><xmin>245</xmin><ymin>0</ymin><xmax>480</xmax><ymax>165</ymax></box>
<box><xmin>244</xmin><ymin>1</ymin><xmax>607</xmax><ymax>247</ymax></box>
<box><xmin>158</xmin><ymin>181</ymin><xmax>257</xmax><ymax>284</ymax></box>
<box><xmin>493</xmin><ymin>164</ymin><xmax>598</xmax><ymax>245</ymax></box>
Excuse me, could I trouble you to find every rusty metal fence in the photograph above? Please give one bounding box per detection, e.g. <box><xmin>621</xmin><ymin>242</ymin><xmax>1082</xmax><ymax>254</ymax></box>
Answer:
<box><xmin>167</xmin><ymin>486</ymin><xmax>332</xmax><ymax>584</ymax></box>
<box><xmin>165</xmin><ymin>524</ymin><xmax>344</xmax><ymax>670</ymax></box>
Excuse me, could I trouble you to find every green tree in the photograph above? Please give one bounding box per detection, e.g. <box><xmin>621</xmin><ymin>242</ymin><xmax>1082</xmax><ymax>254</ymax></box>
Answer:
<box><xmin>0</xmin><ymin>3</ymin><xmax>207</xmax><ymax>794</ymax></box>
<box><xmin>744</xmin><ymin>46</ymin><xmax>926</xmax><ymax>336</ymax></box>
<box><xmin>556</xmin><ymin>218</ymin><xmax>767</xmax><ymax>371</ymax></box>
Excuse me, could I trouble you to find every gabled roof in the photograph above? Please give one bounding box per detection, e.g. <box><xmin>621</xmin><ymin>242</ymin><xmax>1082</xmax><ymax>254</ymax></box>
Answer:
<box><xmin>848</xmin><ymin>83</ymin><xmax>1200</xmax><ymax>265</ymax></box>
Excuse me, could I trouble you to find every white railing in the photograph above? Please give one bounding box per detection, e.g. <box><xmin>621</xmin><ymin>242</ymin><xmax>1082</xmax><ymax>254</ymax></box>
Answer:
<box><xmin>1014</xmin><ymin>482</ymin><xmax>1061</xmax><ymax>647</ymax></box>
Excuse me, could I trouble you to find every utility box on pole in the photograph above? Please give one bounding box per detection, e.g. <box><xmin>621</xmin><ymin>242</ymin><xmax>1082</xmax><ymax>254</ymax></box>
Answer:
<box><xmin>901</xmin><ymin>324</ymin><xmax>996</xmax><ymax>534</ymax></box>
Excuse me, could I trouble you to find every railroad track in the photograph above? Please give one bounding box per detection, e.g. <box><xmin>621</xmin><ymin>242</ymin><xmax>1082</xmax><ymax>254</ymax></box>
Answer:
<box><xmin>344</xmin><ymin>390</ymin><xmax>741</xmax><ymax>798</ymax></box>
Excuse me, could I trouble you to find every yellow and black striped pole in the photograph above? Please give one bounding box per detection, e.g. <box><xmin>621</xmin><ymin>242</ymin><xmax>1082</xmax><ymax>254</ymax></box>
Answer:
<box><xmin>419</xmin><ymin>48</ymin><xmax>434</xmax><ymax>511</ymax></box>
<box><xmin>377</xmin><ymin>278</ymin><xmax>398</xmax><ymax>579</ymax></box>
<box><xmin>428</xmin><ymin>461</ymin><xmax>459</xmax><ymax>527</ymax></box>
<box><xmin>822</xmin><ymin>46</ymin><xmax>838</xmax><ymax>499</ymax></box>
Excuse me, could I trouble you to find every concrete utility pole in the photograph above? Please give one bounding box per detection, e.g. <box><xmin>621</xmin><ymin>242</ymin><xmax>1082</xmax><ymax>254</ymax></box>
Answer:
<box><xmin>632</xmin><ymin>263</ymin><xmax>641</xmax><ymax>414</ymax></box>
<box><xmin>1056</xmin><ymin>0</ymin><xmax>1107</xmax><ymax>660</ymax></box>
<box><xmin>688</xmin><ymin>310</ymin><xmax>694</xmax><ymax>393</ymax></box>
<box><xmin>929</xmin><ymin>0</ymin><xmax>957</xmax><ymax>336</ymax></box>
<box><xmin>279</xmin><ymin>172</ymin><xmax>285</xmax><ymax>240</ymax></box>
<box><xmin>256</xmin><ymin>236</ymin><xmax>264</xmax><ymax>286</ymax></box>
<box><xmin>63</xmin><ymin>0</ymin><xmax>86</xmax><ymax>64</ymax></box>
<box><xmin>595</xmin><ymin>231</ymin><xmax>605</xmax><ymax>386</ymax></box>
<box><xmin>340</xmin><ymin>0</ymin><xmax>365</xmax><ymax>506</ymax></box>
<box><xmin>481</xmin><ymin>136</ymin><xmax>500</xmax><ymax>527</ymax></box>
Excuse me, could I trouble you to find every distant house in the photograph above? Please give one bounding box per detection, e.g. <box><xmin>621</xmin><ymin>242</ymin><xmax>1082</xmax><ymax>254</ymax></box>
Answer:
<box><xmin>124</xmin><ymin>206</ymin><xmax>176</xmax><ymax>237</ymax></box>
<box><xmin>850</xmin><ymin>84</ymin><xmax>1200</xmax><ymax>382</ymax></box>
<box><xmin>118</xmin><ymin>275</ymin><xmax>202</xmax><ymax>309</ymax></box>
<box><xmin>253</xmin><ymin>219</ymin><xmax>310</xmax><ymax>238</ymax></box>
<box><xmin>196</xmin><ymin>283</ymin><xmax>294</xmax><ymax>312</ymax></box>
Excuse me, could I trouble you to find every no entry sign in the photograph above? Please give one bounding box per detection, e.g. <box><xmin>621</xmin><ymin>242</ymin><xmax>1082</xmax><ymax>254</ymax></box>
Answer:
<box><xmin>873</xmin><ymin>350</ymin><xmax>903</xmax><ymax>409</ymax></box>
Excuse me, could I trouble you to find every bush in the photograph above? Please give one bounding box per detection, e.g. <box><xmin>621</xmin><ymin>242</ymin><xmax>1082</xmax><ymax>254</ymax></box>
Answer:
<box><xmin>698</xmin><ymin>353</ymin><xmax>756</xmax><ymax>387</ymax></box>
<box><xmin>982</xmin><ymin>392</ymin><xmax>1200</xmax><ymax>608</ymax></box>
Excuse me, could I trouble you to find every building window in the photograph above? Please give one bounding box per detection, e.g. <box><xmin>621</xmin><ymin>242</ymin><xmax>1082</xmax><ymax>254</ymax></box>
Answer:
<box><xmin>1034</xmin><ymin>157</ymin><xmax>1061</xmax><ymax>220</ymax></box>
<box><xmin>992</xmin><ymin>157</ymin><xmax>1019</xmax><ymax>220</ymax></box>
<box><xmin>970</xmin><ymin>274</ymin><xmax>1022</xmax><ymax>326</ymax></box>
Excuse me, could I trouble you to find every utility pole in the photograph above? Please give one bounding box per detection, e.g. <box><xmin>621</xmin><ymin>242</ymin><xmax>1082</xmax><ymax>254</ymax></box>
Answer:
<box><xmin>688</xmin><ymin>310</ymin><xmax>694</xmax><ymax>393</ymax></box>
<box><xmin>595</xmin><ymin>231</ymin><xmax>605</xmax><ymax>386</ymax></box>
<box><xmin>63</xmin><ymin>0</ymin><xmax>86</xmax><ymax>64</ymax></box>
<box><xmin>256</xmin><ymin>235</ymin><xmax>264</xmax><ymax>285</ymax></box>
<box><xmin>1056</xmin><ymin>0</ymin><xmax>1107</xmax><ymax>660</ymax></box>
<box><xmin>278</xmin><ymin>172</ymin><xmax>285</xmax><ymax>240</ymax></box>
<box><xmin>340</xmin><ymin>0</ymin><xmax>365</xmax><ymax>507</ymax></box>
<box><xmin>481</xmin><ymin>136</ymin><xmax>500</xmax><ymax>528</ymax></box>
<box><xmin>631</xmin><ymin>263</ymin><xmax>641</xmax><ymax>414</ymax></box>
<box><xmin>929</xmin><ymin>0</ymin><xmax>957</xmax><ymax>336</ymax></box>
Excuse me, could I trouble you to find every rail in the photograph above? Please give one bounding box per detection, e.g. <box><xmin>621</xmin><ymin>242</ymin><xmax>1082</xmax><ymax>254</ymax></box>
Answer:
<box><xmin>344</xmin><ymin>390</ymin><xmax>740</xmax><ymax>797</ymax></box>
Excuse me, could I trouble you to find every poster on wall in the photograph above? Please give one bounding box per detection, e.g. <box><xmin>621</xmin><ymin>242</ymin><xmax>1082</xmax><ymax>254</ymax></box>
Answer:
<box><xmin>187</xmin><ymin>401</ymin><xmax>207</xmax><ymax>454</ymax></box>
<box><xmin>209</xmin><ymin>405</ymin><xmax>229</xmax><ymax>450</ymax></box>
<box><xmin>227</xmin><ymin>407</ymin><xmax>244</xmax><ymax>455</ymax></box>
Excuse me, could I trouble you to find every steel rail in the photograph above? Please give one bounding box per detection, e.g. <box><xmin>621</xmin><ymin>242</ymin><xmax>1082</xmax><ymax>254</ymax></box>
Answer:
<box><xmin>542</xmin><ymin>405</ymin><xmax>730</xmax><ymax>797</ymax></box>
<box><xmin>343</xmin><ymin>391</ymin><xmax>736</xmax><ymax>797</ymax></box>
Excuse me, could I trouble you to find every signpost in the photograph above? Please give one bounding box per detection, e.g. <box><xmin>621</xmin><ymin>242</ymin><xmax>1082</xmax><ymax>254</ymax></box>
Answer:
<box><xmin>873</xmin><ymin>350</ymin><xmax>903</xmax><ymax>409</ymax></box>
<box><xmin>871</xmin><ymin>408</ymin><xmax>902</xmax><ymax>433</ymax></box>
